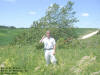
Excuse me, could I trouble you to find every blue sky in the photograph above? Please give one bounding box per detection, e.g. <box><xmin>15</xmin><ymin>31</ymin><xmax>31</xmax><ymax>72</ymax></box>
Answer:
<box><xmin>0</xmin><ymin>0</ymin><xmax>100</xmax><ymax>28</ymax></box>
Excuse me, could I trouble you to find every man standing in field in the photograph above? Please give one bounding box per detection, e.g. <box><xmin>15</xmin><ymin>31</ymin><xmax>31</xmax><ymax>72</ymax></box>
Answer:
<box><xmin>40</xmin><ymin>30</ymin><xmax>57</xmax><ymax>65</ymax></box>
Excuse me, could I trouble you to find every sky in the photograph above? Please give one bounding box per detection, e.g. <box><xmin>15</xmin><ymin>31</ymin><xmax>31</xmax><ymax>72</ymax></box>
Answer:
<box><xmin>0</xmin><ymin>0</ymin><xmax>100</xmax><ymax>28</ymax></box>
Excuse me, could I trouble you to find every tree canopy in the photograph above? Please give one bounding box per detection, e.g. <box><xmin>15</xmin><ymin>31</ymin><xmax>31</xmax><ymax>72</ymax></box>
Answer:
<box><xmin>12</xmin><ymin>1</ymin><xmax>79</xmax><ymax>46</ymax></box>
<box><xmin>32</xmin><ymin>1</ymin><xmax>78</xmax><ymax>28</ymax></box>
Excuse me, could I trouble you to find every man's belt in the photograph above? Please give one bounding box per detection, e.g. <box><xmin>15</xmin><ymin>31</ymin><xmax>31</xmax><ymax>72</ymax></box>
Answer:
<box><xmin>44</xmin><ymin>48</ymin><xmax>53</xmax><ymax>50</ymax></box>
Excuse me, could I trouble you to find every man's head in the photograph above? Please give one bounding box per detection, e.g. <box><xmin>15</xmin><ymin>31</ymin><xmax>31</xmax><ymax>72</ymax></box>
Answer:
<box><xmin>46</xmin><ymin>30</ymin><xmax>50</xmax><ymax>38</ymax></box>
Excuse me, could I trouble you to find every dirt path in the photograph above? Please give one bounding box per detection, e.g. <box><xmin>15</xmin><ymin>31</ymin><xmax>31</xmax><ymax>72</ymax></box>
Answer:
<box><xmin>79</xmin><ymin>30</ymin><xmax>99</xmax><ymax>40</ymax></box>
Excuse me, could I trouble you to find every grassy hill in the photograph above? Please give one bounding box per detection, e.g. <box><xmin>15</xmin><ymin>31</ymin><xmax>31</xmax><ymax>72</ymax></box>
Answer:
<box><xmin>75</xmin><ymin>28</ymin><xmax>97</xmax><ymax>36</ymax></box>
<box><xmin>0</xmin><ymin>28</ymin><xmax>99</xmax><ymax>75</ymax></box>
<box><xmin>0</xmin><ymin>28</ymin><xmax>27</xmax><ymax>45</ymax></box>
<box><xmin>0</xmin><ymin>28</ymin><xmax>97</xmax><ymax>46</ymax></box>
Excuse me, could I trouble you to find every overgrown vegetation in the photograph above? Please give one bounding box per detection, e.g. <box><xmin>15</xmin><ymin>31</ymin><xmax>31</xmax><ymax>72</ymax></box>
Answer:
<box><xmin>0</xmin><ymin>34</ymin><xmax>100</xmax><ymax>75</ymax></box>
<box><xmin>0</xmin><ymin>27</ymin><xmax>97</xmax><ymax>46</ymax></box>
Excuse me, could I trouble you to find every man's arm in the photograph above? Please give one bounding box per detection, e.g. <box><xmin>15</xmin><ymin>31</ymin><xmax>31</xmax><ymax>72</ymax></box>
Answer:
<box><xmin>53</xmin><ymin>45</ymin><xmax>56</xmax><ymax>55</ymax></box>
<box><xmin>39</xmin><ymin>35</ymin><xmax>45</xmax><ymax>43</ymax></box>
<box><xmin>53</xmin><ymin>38</ymin><xmax>56</xmax><ymax>55</ymax></box>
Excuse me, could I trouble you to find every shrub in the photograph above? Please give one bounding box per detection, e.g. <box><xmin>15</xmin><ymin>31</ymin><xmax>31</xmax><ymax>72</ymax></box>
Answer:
<box><xmin>56</xmin><ymin>38</ymin><xmax>65</xmax><ymax>49</ymax></box>
<box><xmin>34</xmin><ymin>42</ymin><xmax>44</xmax><ymax>50</ymax></box>
<box><xmin>12</xmin><ymin>28</ymin><xmax>78</xmax><ymax>46</ymax></box>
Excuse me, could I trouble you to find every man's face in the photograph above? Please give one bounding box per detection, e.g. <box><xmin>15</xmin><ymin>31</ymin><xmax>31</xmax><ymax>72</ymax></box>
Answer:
<box><xmin>46</xmin><ymin>31</ymin><xmax>50</xmax><ymax>38</ymax></box>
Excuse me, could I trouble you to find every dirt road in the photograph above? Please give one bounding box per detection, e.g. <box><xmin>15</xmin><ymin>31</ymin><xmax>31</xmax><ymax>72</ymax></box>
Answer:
<box><xmin>79</xmin><ymin>30</ymin><xmax>99</xmax><ymax>40</ymax></box>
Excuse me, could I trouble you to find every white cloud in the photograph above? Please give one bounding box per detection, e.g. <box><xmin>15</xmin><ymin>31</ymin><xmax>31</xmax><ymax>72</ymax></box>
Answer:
<box><xmin>28</xmin><ymin>11</ymin><xmax>36</xmax><ymax>15</ymax></box>
<box><xmin>81</xmin><ymin>13</ymin><xmax>89</xmax><ymax>16</ymax></box>
<box><xmin>3</xmin><ymin>0</ymin><xmax>16</xmax><ymax>2</ymax></box>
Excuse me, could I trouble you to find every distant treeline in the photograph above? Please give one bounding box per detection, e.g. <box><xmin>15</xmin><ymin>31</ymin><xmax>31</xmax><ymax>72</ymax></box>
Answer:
<box><xmin>0</xmin><ymin>25</ymin><xmax>16</xmax><ymax>29</ymax></box>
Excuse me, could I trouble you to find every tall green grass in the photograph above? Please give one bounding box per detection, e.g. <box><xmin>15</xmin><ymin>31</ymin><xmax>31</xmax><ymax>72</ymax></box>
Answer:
<box><xmin>0</xmin><ymin>34</ymin><xmax>100</xmax><ymax>75</ymax></box>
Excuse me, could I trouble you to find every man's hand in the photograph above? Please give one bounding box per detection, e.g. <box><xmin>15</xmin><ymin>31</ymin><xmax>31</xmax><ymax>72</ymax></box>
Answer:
<box><xmin>52</xmin><ymin>50</ymin><xmax>56</xmax><ymax>55</ymax></box>
<box><xmin>52</xmin><ymin>45</ymin><xmax>56</xmax><ymax>55</ymax></box>
<box><xmin>39</xmin><ymin>35</ymin><xmax>46</xmax><ymax>43</ymax></box>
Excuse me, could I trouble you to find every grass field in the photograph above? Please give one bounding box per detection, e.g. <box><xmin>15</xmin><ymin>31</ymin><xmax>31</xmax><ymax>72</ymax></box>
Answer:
<box><xmin>0</xmin><ymin>28</ymin><xmax>99</xmax><ymax>75</ymax></box>
<box><xmin>0</xmin><ymin>28</ymin><xmax>27</xmax><ymax>45</ymax></box>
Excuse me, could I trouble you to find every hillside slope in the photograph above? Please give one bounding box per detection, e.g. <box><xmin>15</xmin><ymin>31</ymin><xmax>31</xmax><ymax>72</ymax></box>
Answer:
<box><xmin>0</xmin><ymin>28</ymin><xmax>26</xmax><ymax>45</ymax></box>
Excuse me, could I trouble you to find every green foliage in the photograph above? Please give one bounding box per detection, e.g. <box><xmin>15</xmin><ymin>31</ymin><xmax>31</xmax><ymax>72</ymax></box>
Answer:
<box><xmin>34</xmin><ymin>42</ymin><xmax>44</xmax><ymax>50</ymax></box>
<box><xmin>12</xmin><ymin>28</ymin><xmax>46</xmax><ymax>45</ymax></box>
<box><xmin>32</xmin><ymin>1</ymin><xmax>78</xmax><ymax>28</ymax></box>
<box><xmin>0</xmin><ymin>35</ymin><xmax>100</xmax><ymax>75</ymax></box>
<box><xmin>12</xmin><ymin>28</ymin><xmax>98</xmax><ymax>46</ymax></box>
<box><xmin>12</xmin><ymin>28</ymin><xmax>78</xmax><ymax>45</ymax></box>
<box><xmin>0</xmin><ymin>27</ymin><xmax>97</xmax><ymax>46</ymax></box>
<box><xmin>56</xmin><ymin>37</ymin><xmax>80</xmax><ymax>49</ymax></box>
<box><xmin>56</xmin><ymin>38</ymin><xmax>65</xmax><ymax>49</ymax></box>
<box><xmin>50</xmin><ymin>28</ymin><xmax>78</xmax><ymax>40</ymax></box>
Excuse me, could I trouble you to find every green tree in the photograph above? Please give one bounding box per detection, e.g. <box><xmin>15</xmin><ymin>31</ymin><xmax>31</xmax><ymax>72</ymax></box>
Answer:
<box><xmin>13</xmin><ymin>1</ymin><xmax>79</xmax><ymax>46</ymax></box>
<box><xmin>33</xmin><ymin>1</ymin><xmax>78</xmax><ymax>28</ymax></box>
